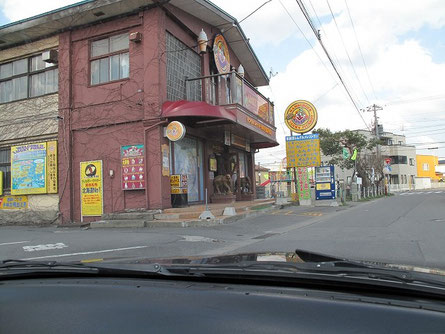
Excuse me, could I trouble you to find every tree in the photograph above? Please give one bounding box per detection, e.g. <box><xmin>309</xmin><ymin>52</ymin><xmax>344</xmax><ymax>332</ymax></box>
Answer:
<box><xmin>313</xmin><ymin>128</ymin><xmax>385</xmax><ymax>187</ymax></box>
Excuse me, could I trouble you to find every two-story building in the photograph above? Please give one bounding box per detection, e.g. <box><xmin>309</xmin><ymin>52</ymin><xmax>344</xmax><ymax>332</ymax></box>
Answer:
<box><xmin>0</xmin><ymin>0</ymin><xmax>277</xmax><ymax>224</ymax></box>
<box><xmin>0</xmin><ymin>32</ymin><xmax>60</xmax><ymax>224</ymax></box>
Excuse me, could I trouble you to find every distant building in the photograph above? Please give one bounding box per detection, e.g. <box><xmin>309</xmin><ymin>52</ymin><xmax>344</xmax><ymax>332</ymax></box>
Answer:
<box><xmin>326</xmin><ymin>129</ymin><xmax>416</xmax><ymax>192</ymax></box>
<box><xmin>416</xmin><ymin>155</ymin><xmax>439</xmax><ymax>180</ymax></box>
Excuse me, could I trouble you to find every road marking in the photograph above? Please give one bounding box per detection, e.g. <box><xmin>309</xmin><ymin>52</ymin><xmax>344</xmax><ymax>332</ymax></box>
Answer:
<box><xmin>23</xmin><ymin>243</ymin><xmax>68</xmax><ymax>252</ymax></box>
<box><xmin>426</xmin><ymin>191</ymin><xmax>433</xmax><ymax>194</ymax></box>
<box><xmin>417</xmin><ymin>192</ymin><xmax>424</xmax><ymax>194</ymax></box>
<box><xmin>180</xmin><ymin>235</ymin><xmax>219</xmax><ymax>243</ymax></box>
<box><xmin>435</xmin><ymin>191</ymin><xmax>443</xmax><ymax>194</ymax></box>
<box><xmin>21</xmin><ymin>245</ymin><xmax>148</xmax><ymax>260</ymax></box>
<box><xmin>81</xmin><ymin>258</ymin><xmax>103</xmax><ymax>263</ymax></box>
<box><xmin>0</xmin><ymin>241</ymin><xmax>30</xmax><ymax>246</ymax></box>
<box><xmin>284</xmin><ymin>210</ymin><xmax>294</xmax><ymax>215</ymax></box>
<box><xmin>300</xmin><ymin>212</ymin><xmax>323</xmax><ymax>216</ymax></box>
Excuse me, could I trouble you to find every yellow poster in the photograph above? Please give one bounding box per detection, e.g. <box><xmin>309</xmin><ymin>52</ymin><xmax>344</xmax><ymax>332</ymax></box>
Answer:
<box><xmin>11</xmin><ymin>142</ymin><xmax>47</xmax><ymax>195</ymax></box>
<box><xmin>286</xmin><ymin>134</ymin><xmax>321</xmax><ymax>168</ymax></box>
<box><xmin>80</xmin><ymin>160</ymin><xmax>103</xmax><ymax>217</ymax></box>
<box><xmin>0</xmin><ymin>195</ymin><xmax>28</xmax><ymax>209</ymax></box>
<box><xmin>47</xmin><ymin>141</ymin><xmax>58</xmax><ymax>193</ymax></box>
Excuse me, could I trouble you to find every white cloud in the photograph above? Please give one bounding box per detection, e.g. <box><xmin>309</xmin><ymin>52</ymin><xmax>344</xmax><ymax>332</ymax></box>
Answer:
<box><xmin>210</xmin><ymin>0</ymin><xmax>445</xmax><ymax>163</ymax></box>
<box><xmin>0</xmin><ymin>0</ymin><xmax>79</xmax><ymax>22</ymax></box>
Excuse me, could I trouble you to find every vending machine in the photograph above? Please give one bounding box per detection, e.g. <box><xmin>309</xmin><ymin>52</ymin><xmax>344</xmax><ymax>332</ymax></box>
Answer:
<box><xmin>315</xmin><ymin>165</ymin><xmax>335</xmax><ymax>200</ymax></box>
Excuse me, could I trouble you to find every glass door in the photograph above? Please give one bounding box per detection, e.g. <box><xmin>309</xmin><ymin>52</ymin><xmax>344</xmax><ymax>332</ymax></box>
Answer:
<box><xmin>173</xmin><ymin>137</ymin><xmax>203</xmax><ymax>202</ymax></box>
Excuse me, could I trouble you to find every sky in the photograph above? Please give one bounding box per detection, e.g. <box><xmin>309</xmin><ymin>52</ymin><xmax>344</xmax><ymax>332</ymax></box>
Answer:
<box><xmin>1</xmin><ymin>0</ymin><xmax>444</xmax><ymax>169</ymax></box>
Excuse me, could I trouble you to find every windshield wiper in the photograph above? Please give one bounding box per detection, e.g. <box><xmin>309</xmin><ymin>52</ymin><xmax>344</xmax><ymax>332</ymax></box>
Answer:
<box><xmin>0</xmin><ymin>259</ymin><xmax>177</xmax><ymax>278</ymax></box>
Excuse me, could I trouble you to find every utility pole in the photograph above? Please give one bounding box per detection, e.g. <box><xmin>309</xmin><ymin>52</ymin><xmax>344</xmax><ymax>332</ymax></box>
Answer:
<box><xmin>363</xmin><ymin>104</ymin><xmax>383</xmax><ymax>192</ymax></box>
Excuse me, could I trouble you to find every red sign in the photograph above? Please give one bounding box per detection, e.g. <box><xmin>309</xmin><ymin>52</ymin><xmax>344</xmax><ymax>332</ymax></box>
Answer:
<box><xmin>385</xmin><ymin>158</ymin><xmax>391</xmax><ymax>164</ymax></box>
<box><xmin>121</xmin><ymin>145</ymin><xmax>145</xmax><ymax>190</ymax></box>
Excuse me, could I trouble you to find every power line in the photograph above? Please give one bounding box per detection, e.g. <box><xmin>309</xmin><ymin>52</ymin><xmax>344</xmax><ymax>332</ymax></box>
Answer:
<box><xmin>326</xmin><ymin>0</ymin><xmax>370</xmax><ymax>105</ymax></box>
<box><xmin>277</xmin><ymin>0</ymin><xmax>337</xmax><ymax>84</ymax></box>
<box><xmin>295</xmin><ymin>0</ymin><xmax>371</xmax><ymax>131</ymax></box>
<box><xmin>384</xmin><ymin>93</ymin><xmax>445</xmax><ymax>106</ymax></box>
<box><xmin>344</xmin><ymin>0</ymin><xmax>377</xmax><ymax>100</ymax></box>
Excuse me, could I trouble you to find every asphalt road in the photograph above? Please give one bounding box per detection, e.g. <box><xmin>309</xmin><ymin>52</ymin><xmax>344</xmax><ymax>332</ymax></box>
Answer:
<box><xmin>1</xmin><ymin>190</ymin><xmax>444</xmax><ymax>269</ymax></box>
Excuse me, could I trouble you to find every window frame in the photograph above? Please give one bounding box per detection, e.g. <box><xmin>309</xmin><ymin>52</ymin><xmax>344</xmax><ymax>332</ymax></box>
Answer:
<box><xmin>0</xmin><ymin>51</ymin><xmax>58</xmax><ymax>105</ymax></box>
<box><xmin>89</xmin><ymin>32</ymin><xmax>130</xmax><ymax>87</ymax></box>
<box><xmin>0</xmin><ymin>147</ymin><xmax>11</xmax><ymax>193</ymax></box>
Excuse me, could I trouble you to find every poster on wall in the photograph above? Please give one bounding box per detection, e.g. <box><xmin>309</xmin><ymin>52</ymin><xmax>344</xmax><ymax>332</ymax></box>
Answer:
<box><xmin>80</xmin><ymin>160</ymin><xmax>103</xmax><ymax>217</ymax></box>
<box><xmin>11</xmin><ymin>142</ymin><xmax>47</xmax><ymax>195</ymax></box>
<box><xmin>0</xmin><ymin>195</ymin><xmax>28</xmax><ymax>209</ymax></box>
<box><xmin>161</xmin><ymin>144</ymin><xmax>170</xmax><ymax>177</ymax></box>
<box><xmin>0</xmin><ymin>170</ymin><xmax>2</xmax><ymax>196</ymax></box>
<box><xmin>297</xmin><ymin>167</ymin><xmax>310</xmax><ymax>201</ymax></box>
<box><xmin>46</xmin><ymin>141</ymin><xmax>58</xmax><ymax>193</ymax></box>
<box><xmin>121</xmin><ymin>145</ymin><xmax>145</xmax><ymax>190</ymax></box>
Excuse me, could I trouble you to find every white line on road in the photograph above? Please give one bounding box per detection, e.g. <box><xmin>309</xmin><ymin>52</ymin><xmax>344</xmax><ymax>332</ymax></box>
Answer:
<box><xmin>21</xmin><ymin>245</ymin><xmax>148</xmax><ymax>260</ymax></box>
<box><xmin>435</xmin><ymin>191</ymin><xmax>443</xmax><ymax>194</ymax></box>
<box><xmin>0</xmin><ymin>241</ymin><xmax>30</xmax><ymax>246</ymax></box>
<box><xmin>23</xmin><ymin>243</ymin><xmax>68</xmax><ymax>252</ymax></box>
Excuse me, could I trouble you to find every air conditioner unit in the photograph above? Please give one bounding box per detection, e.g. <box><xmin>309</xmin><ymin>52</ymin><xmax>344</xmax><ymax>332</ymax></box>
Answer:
<box><xmin>42</xmin><ymin>50</ymin><xmax>58</xmax><ymax>64</ymax></box>
<box><xmin>129</xmin><ymin>32</ymin><xmax>142</xmax><ymax>43</ymax></box>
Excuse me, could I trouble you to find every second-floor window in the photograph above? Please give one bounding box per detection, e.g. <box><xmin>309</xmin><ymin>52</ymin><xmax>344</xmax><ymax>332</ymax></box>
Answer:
<box><xmin>409</xmin><ymin>158</ymin><xmax>415</xmax><ymax>166</ymax></box>
<box><xmin>423</xmin><ymin>163</ymin><xmax>429</xmax><ymax>171</ymax></box>
<box><xmin>390</xmin><ymin>155</ymin><xmax>407</xmax><ymax>164</ymax></box>
<box><xmin>0</xmin><ymin>53</ymin><xmax>58</xmax><ymax>104</ymax></box>
<box><xmin>90</xmin><ymin>33</ymin><xmax>129</xmax><ymax>85</ymax></box>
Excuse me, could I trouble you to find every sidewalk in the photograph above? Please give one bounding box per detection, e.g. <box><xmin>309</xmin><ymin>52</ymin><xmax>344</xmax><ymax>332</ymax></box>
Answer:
<box><xmin>90</xmin><ymin>198</ymin><xmax>279</xmax><ymax>229</ymax></box>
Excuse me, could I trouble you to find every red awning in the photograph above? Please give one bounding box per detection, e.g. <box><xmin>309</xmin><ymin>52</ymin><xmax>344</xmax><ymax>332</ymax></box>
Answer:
<box><xmin>162</xmin><ymin>101</ymin><xmax>237</xmax><ymax>122</ymax></box>
<box><xmin>260</xmin><ymin>179</ymin><xmax>271</xmax><ymax>187</ymax></box>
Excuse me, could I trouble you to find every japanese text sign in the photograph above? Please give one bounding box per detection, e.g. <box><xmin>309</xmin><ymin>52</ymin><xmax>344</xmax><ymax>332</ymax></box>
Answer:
<box><xmin>80</xmin><ymin>160</ymin><xmax>103</xmax><ymax>217</ymax></box>
<box><xmin>121</xmin><ymin>145</ymin><xmax>145</xmax><ymax>190</ymax></box>
<box><xmin>286</xmin><ymin>134</ymin><xmax>321</xmax><ymax>168</ymax></box>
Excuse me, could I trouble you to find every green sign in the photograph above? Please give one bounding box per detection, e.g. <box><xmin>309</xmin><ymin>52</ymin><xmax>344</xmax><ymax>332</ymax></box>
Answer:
<box><xmin>342</xmin><ymin>147</ymin><xmax>350</xmax><ymax>160</ymax></box>
<box><xmin>351</xmin><ymin>149</ymin><xmax>358</xmax><ymax>161</ymax></box>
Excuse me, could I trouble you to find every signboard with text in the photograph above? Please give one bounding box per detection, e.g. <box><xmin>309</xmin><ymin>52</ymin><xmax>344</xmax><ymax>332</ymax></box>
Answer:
<box><xmin>121</xmin><ymin>145</ymin><xmax>145</xmax><ymax>190</ymax></box>
<box><xmin>46</xmin><ymin>141</ymin><xmax>58</xmax><ymax>193</ymax></box>
<box><xmin>11</xmin><ymin>143</ymin><xmax>47</xmax><ymax>195</ymax></box>
<box><xmin>297</xmin><ymin>167</ymin><xmax>311</xmax><ymax>201</ymax></box>
<box><xmin>80</xmin><ymin>160</ymin><xmax>103</xmax><ymax>217</ymax></box>
<box><xmin>286</xmin><ymin>134</ymin><xmax>321</xmax><ymax>168</ymax></box>
<box><xmin>0</xmin><ymin>195</ymin><xmax>28</xmax><ymax>209</ymax></box>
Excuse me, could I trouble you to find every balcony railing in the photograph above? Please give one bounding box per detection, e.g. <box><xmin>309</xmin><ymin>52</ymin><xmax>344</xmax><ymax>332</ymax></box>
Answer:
<box><xmin>185</xmin><ymin>72</ymin><xmax>275</xmax><ymax>126</ymax></box>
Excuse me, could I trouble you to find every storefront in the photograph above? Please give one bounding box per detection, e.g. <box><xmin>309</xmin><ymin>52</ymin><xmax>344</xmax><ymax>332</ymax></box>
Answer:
<box><xmin>163</xmin><ymin>100</ymin><xmax>278</xmax><ymax>205</ymax></box>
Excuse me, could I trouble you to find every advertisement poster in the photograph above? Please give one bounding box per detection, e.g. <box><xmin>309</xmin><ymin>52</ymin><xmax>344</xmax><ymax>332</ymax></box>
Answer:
<box><xmin>297</xmin><ymin>167</ymin><xmax>310</xmax><ymax>201</ymax></box>
<box><xmin>121</xmin><ymin>145</ymin><xmax>145</xmax><ymax>190</ymax></box>
<box><xmin>0</xmin><ymin>195</ymin><xmax>28</xmax><ymax>209</ymax></box>
<box><xmin>46</xmin><ymin>141</ymin><xmax>58</xmax><ymax>193</ymax></box>
<box><xmin>0</xmin><ymin>171</ymin><xmax>3</xmax><ymax>196</ymax></box>
<box><xmin>170</xmin><ymin>174</ymin><xmax>188</xmax><ymax>194</ymax></box>
<box><xmin>11</xmin><ymin>142</ymin><xmax>47</xmax><ymax>195</ymax></box>
<box><xmin>286</xmin><ymin>134</ymin><xmax>321</xmax><ymax>168</ymax></box>
<box><xmin>161</xmin><ymin>144</ymin><xmax>170</xmax><ymax>177</ymax></box>
<box><xmin>80</xmin><ymin>160</ymin><xmax>103</xmax><ymax>217</ymax></box>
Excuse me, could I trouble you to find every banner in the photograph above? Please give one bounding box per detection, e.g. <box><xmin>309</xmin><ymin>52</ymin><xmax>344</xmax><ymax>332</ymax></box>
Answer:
<box><xmin>297</xmin><ymin>167</ymin><xmax>311</xmax><ymax>201</ymax></box>
<box><xmin>11</xmin><ymin>143</ymin><xmax>47</xmax><ymax>195</ymax></box>
<box><xmin>0</xmin><ymin>195</ymin><xmax>28</xmax><ymax>209</ymax></box>
<box><xmin>121</xmin><ymin>145</ymin><xmax>145</xmax><ymax>190</ymax></box>
<box><xmin>80</xmin><ymin>160</ymin><xmax>103</xmax><ymax>217</ymax></box>
<box><xmin>46</xmin><ymin>141</ymin><xmax>58</xmax><ymax>193</ymax></box>
<box><xmin>0</xmin><ymin>171</ymin><xmax>2</xmax><ymax>196</ymax></box>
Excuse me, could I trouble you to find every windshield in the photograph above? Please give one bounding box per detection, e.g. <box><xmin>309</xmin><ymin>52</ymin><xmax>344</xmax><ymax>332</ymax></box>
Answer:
<box><xmin>0</xmin><ymin>0</ymin><xmax>444</xmax><ymax>275</ymax></box>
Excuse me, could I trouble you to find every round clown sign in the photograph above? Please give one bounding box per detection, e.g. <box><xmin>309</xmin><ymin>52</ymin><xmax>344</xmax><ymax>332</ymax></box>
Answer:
<box><xmin>166</xmin><ymin>121</ymin><xmax>186</xmax><ymax>141</ymax></box>
<box><xmin>284</xmin><ymin>100</ymin><xmax>318</xmax><ymax>134</ymax></box>
<box><xmin>213</xmin><ymin>34</ymin><xmax>230</xmax><ymax>74</ymax></box>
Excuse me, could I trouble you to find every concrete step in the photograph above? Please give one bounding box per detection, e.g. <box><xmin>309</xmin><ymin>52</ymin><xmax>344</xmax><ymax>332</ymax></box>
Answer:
<box><xmin>91</xmin><ymin>220</ymin><xmax>146</xmax><ymax>228</ymax></box>
<box><xmin>102</xmin><ymin>212</ymin><xmax>156</xmax><ymax>221</ymax></box>
<box><xmin>154</xmin><ymin>210</ymin><xmax>226</xmax><ymax>220</ymax></box>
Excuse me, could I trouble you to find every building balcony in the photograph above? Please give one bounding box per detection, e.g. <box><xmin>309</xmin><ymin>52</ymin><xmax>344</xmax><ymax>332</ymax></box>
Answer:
<box><xmin>185</xmin><ymin>72</ymin><xmax>275</xmax><ymax>127</ymax></box>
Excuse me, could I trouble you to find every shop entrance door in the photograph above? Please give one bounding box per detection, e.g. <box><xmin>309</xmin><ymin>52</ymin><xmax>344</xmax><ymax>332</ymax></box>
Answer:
<box><xmin>173</xmin><ymin>137</ymin><xmax>204</xmax><ymax>203</ymax></box>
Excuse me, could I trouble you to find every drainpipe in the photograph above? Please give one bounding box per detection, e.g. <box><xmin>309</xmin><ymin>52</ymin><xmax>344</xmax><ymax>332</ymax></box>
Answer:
<box><xmin>143</xmin><ymin>119</ymin><xmax>168</xmax><ymax>209</ymax></box>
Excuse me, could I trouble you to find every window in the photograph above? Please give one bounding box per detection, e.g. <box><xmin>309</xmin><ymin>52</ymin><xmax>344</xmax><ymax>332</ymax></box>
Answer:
<box><xmin>409</xmin><ymin>158</ymin><xmax>415</xmax><ymax>166</ymax></box>
<box><xmin>90</xmin><ymin>33</ymin><xmax>129</xmax><ymax>85</ymax></box>
<box><xmin>390</xmin><ymin>155</ymin><xmax>407</xmax><ymax>164</ymax></box>
<box><xmin>0</xmin><ymin>53</ymin><xmax>58</xmax><ymax>103</ymax></box>
<box><xmin>387</xmin><ymin>139</ymin><xmax>393</xmax><ymax>145</ymax></box>
<box><xmin>0</xmin><ymin>148</ymin><xmax>11</xmax><ymax>192</ymax></box>
<box><xmin>423</xmin><ymin>163</ymin><xmax>429</xmax><ymax>171</ymax></box>
<box><xmin>166</xmin><ymin>32</ymin><xmax>201</xmax><ymax>101</ymax></box>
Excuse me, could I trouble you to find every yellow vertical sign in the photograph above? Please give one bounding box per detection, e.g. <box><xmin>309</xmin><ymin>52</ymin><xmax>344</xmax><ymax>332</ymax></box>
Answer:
<box><xmin>80</xmin><ymin>160</ymin><xmax>103</xmax><ymax>217</ymax></box>
<box><xmin>0</xmin><ymin>170</ymin><xmax>3</xmax><ymax>196</ymax></box>
<box><xmin>47</xmin><ymin>141</ymin><xmax>58</xmax><ymax>193</ymax></box>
